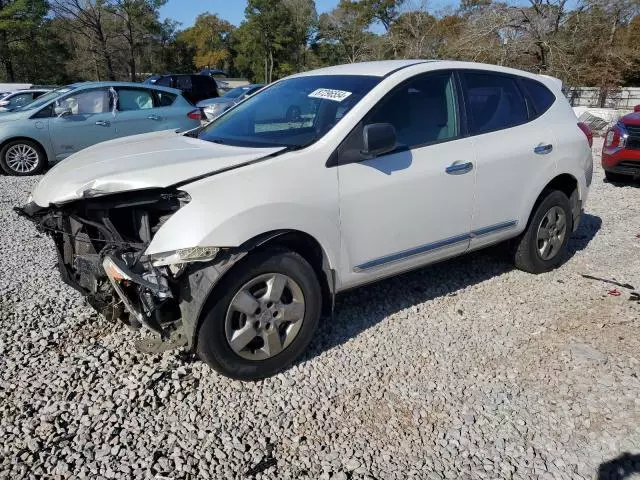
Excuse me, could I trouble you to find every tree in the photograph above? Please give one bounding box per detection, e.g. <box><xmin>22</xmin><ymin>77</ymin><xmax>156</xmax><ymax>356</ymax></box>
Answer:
<box><xmin>0</xmin><ymin>0</ymin><xmax>48</xmax><ymax>81</ymax></box>
<box><xmin>178</xmin><ymin>13</ymin><xmax>234</xmax><ymax>71</ymax></box>
<box><xmin>316</xmin><ymin>0</ymin><xmax>375</xmax><ymax>63</ymax></box>
<box><xmin>50</xmin><ymin>0</ymin><xmax>118</xmax><ymax>80</ymax></box>
<box><xmin>106</xmin><ymin>0</ymin><xmax>166</xmax><ymax>81</ymax></box>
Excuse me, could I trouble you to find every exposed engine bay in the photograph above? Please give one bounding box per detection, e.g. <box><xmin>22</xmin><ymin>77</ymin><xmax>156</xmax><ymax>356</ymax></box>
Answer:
<box><xmin>17</xmin><ymin>189</ymin><xmax>198</xmax><ymax>347</ymax></box>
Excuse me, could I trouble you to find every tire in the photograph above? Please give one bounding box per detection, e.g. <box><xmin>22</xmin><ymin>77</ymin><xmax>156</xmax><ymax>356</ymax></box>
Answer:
<box><xmin>196</xmin><ymin>249</ymin><xmax>322</xmax><ymax>380</ymax></box>
<box><xmin>605</xmin><ymin>170</ymin><xmax>631</xmax><ymax>183</ymax></box>
<box><xmin>512</xmin><ymin>190</ymin><xmax>573</xmax><ymax>274</ymax></box>
<box><xmin>0</xmin><ymin>139</ymin><xmax>46</xmax><ymax>176</ymax></box>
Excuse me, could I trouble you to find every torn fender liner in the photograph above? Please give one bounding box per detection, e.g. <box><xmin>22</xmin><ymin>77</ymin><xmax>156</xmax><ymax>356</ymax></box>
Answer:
<box><xmin>179</xmin><ymin>251</ymin><xmax>248</xmax><ymax>349</ymax></box>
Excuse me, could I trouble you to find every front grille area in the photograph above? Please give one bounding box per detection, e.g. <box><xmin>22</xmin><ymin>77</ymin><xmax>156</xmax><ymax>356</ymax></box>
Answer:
<box><xmin>625</xmin><ymin>124</ymin><xmax>640</xmax><ymax>150</ymax></box>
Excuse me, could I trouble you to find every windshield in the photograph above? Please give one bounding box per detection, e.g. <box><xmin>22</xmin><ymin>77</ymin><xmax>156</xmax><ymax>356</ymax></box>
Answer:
<box><xmin>198</xmin><ymin>75</ymin><xmax>380</xmax><ymax>149</ymax></box>
<box><xmin>15</xmin><ymin>86</ymin><xmax>76</xmax><ymax>111</ymax></box>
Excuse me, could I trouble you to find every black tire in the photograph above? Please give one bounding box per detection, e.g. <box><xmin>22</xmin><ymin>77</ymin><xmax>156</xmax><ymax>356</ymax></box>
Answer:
<box><xmin>0</xmin><ymin>139</ymin><xmax>47</xmax><ymax>176</ymax></box>
<box><xmin>196</xmin><ymin>249</ymin><xmax>322</xmax><ymax>380</ymax></box>
<box><xmin>512</xmin><ymin>190</ymin><xmax>573</xmax><ymax>274</ymax></box>
<box><xmin>605</xmin><ymin>170</ymin><xmax>631</xmax><ymax>183</ymax></box>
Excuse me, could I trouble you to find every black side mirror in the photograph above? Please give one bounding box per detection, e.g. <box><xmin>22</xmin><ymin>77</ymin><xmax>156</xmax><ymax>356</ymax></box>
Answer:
<box><xmin>362</xmin><ymin>123</ymin><xmax>396</xmax><ymax>158</ymax></box>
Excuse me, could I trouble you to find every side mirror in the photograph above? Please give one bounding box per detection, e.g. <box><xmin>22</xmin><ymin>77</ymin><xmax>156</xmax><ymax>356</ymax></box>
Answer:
<box><xmin>54</xmin><ymin>105</ymin><xmax>72</xmax><ymax>117</ymax></box>
<box><xmin>362</xmin><ymin>123</ymin><xmax>396</xmax><ymax>158</ymax></box>
<box><xmin>634</xmin><ymin>105</ymin><xmax>640</xmax><ymax>113</ymax></box>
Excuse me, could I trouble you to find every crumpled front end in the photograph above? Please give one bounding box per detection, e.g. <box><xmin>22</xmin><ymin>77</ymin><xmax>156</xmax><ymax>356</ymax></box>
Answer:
<box><xmin>16</xmin><ymin>190</ymin><xmax>194</xmax><ymax>342</ymax></box>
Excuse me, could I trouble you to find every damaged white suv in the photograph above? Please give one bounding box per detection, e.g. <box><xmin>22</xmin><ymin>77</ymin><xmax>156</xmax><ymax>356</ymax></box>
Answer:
<box><xmin>19</xmin><ymin>60</ymin><xmax>593</xmax><ymax>380</ymax></box>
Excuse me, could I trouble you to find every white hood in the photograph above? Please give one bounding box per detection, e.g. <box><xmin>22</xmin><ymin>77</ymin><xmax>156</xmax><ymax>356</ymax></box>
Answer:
<box><xmin>32</xmin><ymin>130</ymin><xmax>284</xmax><ymax>206</ymax></box>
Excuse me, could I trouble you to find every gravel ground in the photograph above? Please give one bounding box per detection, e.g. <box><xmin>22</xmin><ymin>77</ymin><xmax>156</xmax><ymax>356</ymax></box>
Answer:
<box><xmin>1</xmin><ymin>137</ymin><xmax>639</xmax><ymax>480</ymax></box>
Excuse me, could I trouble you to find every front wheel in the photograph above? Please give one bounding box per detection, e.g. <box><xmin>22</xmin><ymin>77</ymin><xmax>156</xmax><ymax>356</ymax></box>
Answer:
<box><xmin>512</xmin><ymin>190</ymin><xmax>573</xmax><ymax>274</ymax></box>
<box><xmin>196</xmin><ymin>249</ymin><xmax>322</xmax><ymax>380</ymax></box>
<box><xmin>0</xmin><ymin>139</ymin><xmax>47</xmax><ymax>176</ymax></box>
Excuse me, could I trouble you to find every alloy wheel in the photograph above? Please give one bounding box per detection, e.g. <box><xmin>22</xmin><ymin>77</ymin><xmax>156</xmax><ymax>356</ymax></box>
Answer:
<box><xmin>5</xmin><ymin>144</ymin><xmax>40</xmax><ymax>174</ymax></box>
<box><xmin>536</xmin><ymin>206</ymin><xmax>567</xmax><ymax>261</ymax></box>
<box><xmin>224</xmin><ymin>273</ymin><xmax>306</xmax><ymax>361</ymax></box>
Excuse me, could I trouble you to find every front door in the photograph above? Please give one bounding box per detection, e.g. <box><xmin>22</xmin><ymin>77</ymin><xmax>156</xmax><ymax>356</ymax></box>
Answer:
<box><xmin>336</xmin><ymin>71</ymin><xmax>477</xmax><ymax>288</ymax></box>
<box><xmin>51</xmin><ymin>88</ymin><xmax>115</xmax><ymax>160</ymax></box>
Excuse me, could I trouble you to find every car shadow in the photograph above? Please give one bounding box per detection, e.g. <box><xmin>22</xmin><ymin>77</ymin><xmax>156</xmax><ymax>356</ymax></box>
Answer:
<box><xmin>604</xmin><ymin>177</ymin><xmax>640</xmax><ymax>188</ymax></box>
<box><xmin>597</xmin><ymin>452</ymin><xmax>640</xmax><ymax>479</ymax></box>
<box><xmin>301</xmin><ymin>213</ymin><xmax>602</xmax><ymax>363</ymax></box>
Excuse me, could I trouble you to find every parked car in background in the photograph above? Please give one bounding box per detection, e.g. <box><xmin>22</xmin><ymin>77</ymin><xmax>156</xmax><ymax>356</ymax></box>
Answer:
<box><xmin>144</xmin><ymin>74</ymin><xmax>219</xmax><ymax>104</ymax></box>
<box><xmin>601</xmin><ymin>105</ymin><xmax>640</xmax><ymax>182</ymax></box>
<box><xmin>197</xmin><ymin>84</ymin><xmax>264</xmax><ymax>120</ymax></box>
<box><xmin>0</xmin><ymin>81</ymin><xmax>201</xmax><ymax>175</ymax></box>
<box><xmin>20</xmin><ymin>60</ymin><xmax>592</xmax><ymax>380</ymax></box>
<box><xmin>199</xmin><ymin>69</ymin><xmax>231</xmax><ymax>91</ymax></box>
<box><xmin>0</xmin><ymin>89</ymin><xmax>51</xmax><ymax>113</ymax></box>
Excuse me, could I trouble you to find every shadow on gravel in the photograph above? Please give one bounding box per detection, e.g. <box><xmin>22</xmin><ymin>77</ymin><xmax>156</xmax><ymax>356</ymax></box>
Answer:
<box><xmin>302</xmin><ymin>213</ymin><xmax>602</xmax><ymax>363</ymax></box>
<box><xmin>566</xmin><ymin>213</ymin><xmax>602</xmax><ymax>259</ymax></box>
<box><xmin>597</xmin><ymin>452</ymin><xmax>640</xmax><ymax>479</ymax></box>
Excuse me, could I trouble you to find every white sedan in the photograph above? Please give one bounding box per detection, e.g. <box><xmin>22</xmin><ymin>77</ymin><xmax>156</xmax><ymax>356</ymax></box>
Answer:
<box><xmin>22</xmin><ymin>60</ymin><xmax>593</xmax><ymax>380</ymax></box>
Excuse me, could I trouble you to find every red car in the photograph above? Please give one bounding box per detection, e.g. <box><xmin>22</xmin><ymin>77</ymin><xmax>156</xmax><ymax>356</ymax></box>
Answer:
<box><xmin>602</xmin><ymin>105</ymin><xmax>640</xmax><ymax>182</ymax></box>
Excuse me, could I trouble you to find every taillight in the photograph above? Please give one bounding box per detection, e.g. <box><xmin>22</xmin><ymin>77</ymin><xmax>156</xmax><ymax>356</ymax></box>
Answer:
<box><xmin>604</xmin><ymin>123</ymin><xmax>627</xmax><ymax>148</ymax></box>
<box><xmin>187</xmin><ymin>109</ymin><xmax>202</xmax><ymax>121</ymax></box>
<box><xmin>577</xmin><ymin>122</ymin><xmax>593</xmax><ymax>147</ymax></box>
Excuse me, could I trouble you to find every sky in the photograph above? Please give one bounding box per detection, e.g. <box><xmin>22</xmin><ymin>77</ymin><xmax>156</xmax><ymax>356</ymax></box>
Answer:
<box><xmin>160</xmin><ymin>0</ymin><xmax>341</xmax><ymax>28</ymax></box>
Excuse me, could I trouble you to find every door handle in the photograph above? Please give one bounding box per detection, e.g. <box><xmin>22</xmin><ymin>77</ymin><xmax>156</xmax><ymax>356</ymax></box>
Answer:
<box><xmin>534</xmin><ymin>144</ymin><xmax>553</xmax><ymax>155</ymax></box>
<box><xmin>95</xmin><ymin>120</ymin><xmax>110</xmax><ymax>127</ymax></box>
<box><xmin>147</xmin><ymin>115</ymin><xmax>162</xmax><ymax>121</ymax></box>
<box><xmin>446</xmin><ymin>161</ymin><xmax>474</xmax><ymax>175</ymax></box>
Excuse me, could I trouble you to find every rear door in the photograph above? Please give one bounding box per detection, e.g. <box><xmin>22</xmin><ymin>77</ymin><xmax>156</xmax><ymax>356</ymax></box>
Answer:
<box><xmin>50</xmin><ymin>87</ymin><xmax>115</xmax><ymax>159</ymax></box>
<box><xmin>112</xmin><ymin>86</ymin><xmax>164</xmax><ymax>137</ymax></box>
<box><xmin>459</xmin><ymin>70</ymin><xmax>558</xmax><ymax>249</ymax></box>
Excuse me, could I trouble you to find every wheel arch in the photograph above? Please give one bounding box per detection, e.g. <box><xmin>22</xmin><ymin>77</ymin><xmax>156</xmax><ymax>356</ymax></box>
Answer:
<box><xmin>178</xmin><ymin>229</ymin><xmax>335</xmax><ymax>350</ymax></box>
<box><xmin>528</xmin><ymin>173</ymin><xmax>580</xmax><ymax>232</ymax></box>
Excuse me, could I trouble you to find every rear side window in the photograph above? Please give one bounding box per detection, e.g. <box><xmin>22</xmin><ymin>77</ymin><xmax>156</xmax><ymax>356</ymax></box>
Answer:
<box><xmin>155</xmin><ymin>91</ymin><xmax>177</xmax><ymax>107</ymax></box>
<box><xmin>116</xmin><ymin>88</ymin><xmax>154</xmax><ymax>111</ymax></box>
<box><xmin>461</xmin><ymin>71</ymin><xmax>528</xmax><ymax>135</ymax></box>
<box><xmin>520</xmin><ymin>78</ymin><xmax>555</xmax><ymax>118</ymax></box>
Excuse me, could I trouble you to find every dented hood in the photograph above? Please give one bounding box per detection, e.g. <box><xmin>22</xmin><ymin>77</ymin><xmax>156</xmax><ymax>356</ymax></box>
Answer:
<box><xmin>31</xmin><ymin>130</ymin><xmax>284</xmax><ymax>207</ymax></box>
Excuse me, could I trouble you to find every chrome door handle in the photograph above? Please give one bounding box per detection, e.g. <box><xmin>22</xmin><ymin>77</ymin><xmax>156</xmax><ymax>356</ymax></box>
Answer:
<box><xmin>446</xmin><ymin>161</ymin><xmax>474</xmax><ymax>175</ymax></box>
<box><xmin>534</xmin><ymin>144</ymin><xmax>553</xmax><ymax>155</ymax></box>
<box><xmin>147</xmin><ymin>115</ymin><xmax>162</xmax><ymax>121</ymax></box>
<box><xmin>95</xmin><ymin>120</ymin><xmax>110</xmax><ymax>127</ymax></box>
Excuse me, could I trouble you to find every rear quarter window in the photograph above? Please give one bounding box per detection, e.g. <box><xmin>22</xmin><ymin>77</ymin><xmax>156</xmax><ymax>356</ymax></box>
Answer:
<box><xmin>520</xmin><ymin>78</ymin><xmax>556</xmax><ymax>118</ymax></box>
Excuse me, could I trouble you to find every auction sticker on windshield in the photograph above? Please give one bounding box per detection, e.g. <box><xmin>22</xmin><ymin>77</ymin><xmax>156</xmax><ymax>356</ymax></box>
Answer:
<box><xmin>308</xmin><ymin>88</ymin><xmax>352</xmax><ymax>102</ymax></box>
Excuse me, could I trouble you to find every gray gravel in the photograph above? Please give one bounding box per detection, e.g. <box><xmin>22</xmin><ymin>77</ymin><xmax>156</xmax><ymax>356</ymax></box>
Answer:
<box><xmin>1</xmin><ymin>137</ymin><xmax>639</xmax><ymax>479</ymax></box>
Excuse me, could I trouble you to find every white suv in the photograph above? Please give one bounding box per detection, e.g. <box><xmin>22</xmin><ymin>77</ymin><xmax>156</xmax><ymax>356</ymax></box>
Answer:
<box><xmin>21</xmin><ymin>60</ymin><xmax>593</xmax><ymax>380</ymax></box>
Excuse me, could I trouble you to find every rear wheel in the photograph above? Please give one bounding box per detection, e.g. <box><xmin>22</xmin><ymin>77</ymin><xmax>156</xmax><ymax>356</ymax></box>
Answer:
<box><xmin>605</xmin><ymin>170</ymin><xmax>631</xmax><ymax>183</ymax></box>
<box><xmin>512</xmin><ymin>190</ymin><xmax>573</xmax><ymax>274</ymax></box>
<box><xmin>196</xmin><ymin>249</ymin><xmax>321</xmax><ymax>380</ymax></box>
<box><xmin>0</xmin><ymin>139</ymin><xmax>46</xmax><ymax>176</ymax></box>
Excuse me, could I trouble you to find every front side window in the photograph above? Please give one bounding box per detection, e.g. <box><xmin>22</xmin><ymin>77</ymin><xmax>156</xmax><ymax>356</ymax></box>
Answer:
<box><xmin>366</xmin><ymin>72</ymin><xmax>459</xmax><ymax>148</ymax></box>
<box><xmin>57</xmin><ymin>89</ymin><xmax>111</xmax><ymax>115</ymax></box>
<box><xmin>198</xmin><ymin>75</ymin><xmax>381</xmax><ymax>148</ymax></box>
<box><xmin>461</xmin><ymin>71</ymin><xmax>528</xmax><ymax>134</ymax></box>
<box><xmin>117</xmin><ymin>88</ymin><xmax>154</xmax><ymax>111</ymax></box>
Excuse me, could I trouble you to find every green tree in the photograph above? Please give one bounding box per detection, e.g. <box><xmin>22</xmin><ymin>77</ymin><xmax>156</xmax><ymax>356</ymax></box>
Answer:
<box><xmin>0</xmin><ymin>0</ymin><xmax>48</xmax><ymax>81</ymax></box>
<box><xmin>178</xmin><ymin>13</ymin><xmax>234</xmax><ymax>71</ymax></box>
